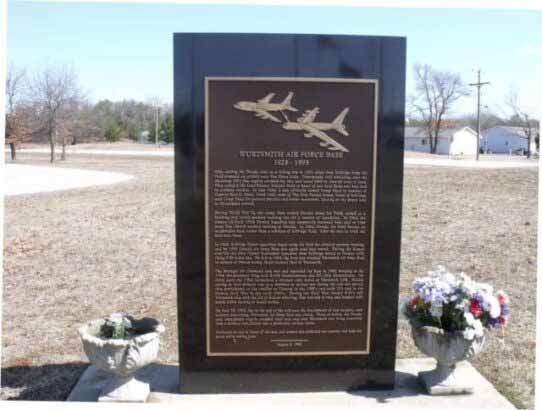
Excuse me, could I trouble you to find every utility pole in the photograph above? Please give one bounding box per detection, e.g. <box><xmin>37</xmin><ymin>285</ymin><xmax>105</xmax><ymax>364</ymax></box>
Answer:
<box><xmin>155</xmin><ymin>104</ymin><xmax>160</xmax><ymax>145</ymax></box>
<box><xmin>469</xmin><ymin>69</ymin><xmax>490</xmax><ymax>161</ymax></box>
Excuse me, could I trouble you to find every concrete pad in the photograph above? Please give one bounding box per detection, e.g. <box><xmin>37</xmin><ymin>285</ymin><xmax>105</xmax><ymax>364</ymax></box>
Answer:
<box><xmin>4</xmin><ymin>164</ymin><xmax>134</xmax><ymax>196</ymax></box>
<box><xmin>405</xmin><ymin>157</ymin><xmax>538</xmax><ymax>168</ymax></box>
<box><xmin>12</xmin><ymin>148</ymin><xmax>174</xmax><ymax>158</ymax></box>
<box><xmin>68</xmin><ymin>363</ymin><xmax>178</xmax><ymax>402</ymax></box>
<box><xmin>68</xmin><ymin>358</ymin><xmax>516</xmax><ymax>409</ymax></box>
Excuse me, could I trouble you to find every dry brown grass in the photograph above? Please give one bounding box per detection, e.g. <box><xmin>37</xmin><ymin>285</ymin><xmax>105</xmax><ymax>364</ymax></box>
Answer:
<box><xmin>1</xmin><ymin>153</ymin><xmax>538</xmax><ymax>408</ymax></box>
<box><xmin>2</xmin><ymin>154</ymin><xmax>177</xmax><ymax>400</ymax></box>
<box><xmin>398</xmin><ymin>165</ymin><xmax>538</xmax><ymax>409</ymax></box>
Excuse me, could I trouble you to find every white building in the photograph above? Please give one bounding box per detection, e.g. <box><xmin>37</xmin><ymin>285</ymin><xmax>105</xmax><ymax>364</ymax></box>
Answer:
<box><xmin>404</xmin><ymin>126</ymin><xmax>479</xmax><ymax>156</ymax></box>
<box><xmin>139</xmin><ymin>130</ymin><xmax>151</xmax><ymax>144</ymax></box>
<box><xmin>482</xmin><ymin>126</ymin><xmax>538</xmax><ymax>154</ymax></box>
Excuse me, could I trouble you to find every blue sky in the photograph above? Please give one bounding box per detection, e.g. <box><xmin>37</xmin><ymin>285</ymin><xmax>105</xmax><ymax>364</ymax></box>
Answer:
<box><xmin>7</xmin><ymin>2</ymin><xmax>542</xmax><ymax>118</ymax></box>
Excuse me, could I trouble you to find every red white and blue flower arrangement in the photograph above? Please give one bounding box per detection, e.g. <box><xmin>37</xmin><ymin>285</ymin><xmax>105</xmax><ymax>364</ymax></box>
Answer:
<box><xmin>403</xmin><ymin>266</ymin><xmax>510</xmax><ymax>340</ymax></box>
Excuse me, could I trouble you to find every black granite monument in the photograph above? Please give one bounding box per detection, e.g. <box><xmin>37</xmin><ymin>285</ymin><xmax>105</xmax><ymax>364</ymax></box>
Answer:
<box><xmin>174</xmin><ymin>33</ymin><xmax>405</xmax><ymax>393</ymax></box>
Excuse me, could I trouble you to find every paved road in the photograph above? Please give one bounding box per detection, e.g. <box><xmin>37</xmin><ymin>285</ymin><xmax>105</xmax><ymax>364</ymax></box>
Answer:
<box><xmin>9</xmin><ymin>148</ymin><xmax>540</xmax><ymax>169</ymax></box>
<box><xmin>404</xmin><ymin>157</ymin><xmax>539</xmax><ymax>169</ymax></box>
<box><xmin>4</xmin><ymin>164</ymin><xmax>134</xmax><ymax>196</ymax></box>
<box><xmin>9</xmin><ymin>148</ymin><xmax>174</xmax><ymax>157</ymax></box>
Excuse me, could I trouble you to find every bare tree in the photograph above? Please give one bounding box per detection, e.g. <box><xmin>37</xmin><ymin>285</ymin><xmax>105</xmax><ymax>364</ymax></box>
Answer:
<box><xmin>28</xmin><ymin>64</ymin><xmax>82</xmax><ymax>162</ymax></box>
<box><xmin>454</xmin><ymin>107</ymin><xmax>504</xmax><ymax>129</ymax></box>
<box><xmin>409</xmin><ymin>64</ymin><xmax>470</xmax><ymax>154</ymax></box>
<box><xmin>6</xmin><ymin>63</ymin><xmax>26</xmax><ymax>113</ymax></box>
<box><xmin>5</xmin><ymin>64</ymin><xmax>28</xmax><ymax>160</ymax></box>
<box><xmin>506</xmin><ymin>89</ymin><xmax>539</xmax><ymax>158</ymax></box>
<box><xmin>56</xmin><ymin>98</ymin><xmax>89</xmax><ymax>159</ymax></box>
<box><xmin>57</xmin><ymin>109</ymin><xmax>74</xmax><ymax>161</ymax></box>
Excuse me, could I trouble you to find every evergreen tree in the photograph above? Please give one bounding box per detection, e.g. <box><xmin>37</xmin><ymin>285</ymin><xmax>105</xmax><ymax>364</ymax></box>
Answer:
<box><xmin>159</xmin><ymin>112</ymin><xmax>174</xmax><ymax>143</ymax></box>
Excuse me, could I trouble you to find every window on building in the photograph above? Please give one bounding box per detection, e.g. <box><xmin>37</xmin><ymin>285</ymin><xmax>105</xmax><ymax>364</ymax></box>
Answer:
<box><xmin>421</xmin><ymin>139</ymin><xmax>426</xmax><ymax>145</ymax></box>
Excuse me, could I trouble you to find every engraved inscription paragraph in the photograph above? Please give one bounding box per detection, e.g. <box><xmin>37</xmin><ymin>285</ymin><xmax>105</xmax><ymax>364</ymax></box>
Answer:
<box><xmin>206</xmin><ymin>79</ymin><xmax>376</xmax><ymax>355</ymax></box>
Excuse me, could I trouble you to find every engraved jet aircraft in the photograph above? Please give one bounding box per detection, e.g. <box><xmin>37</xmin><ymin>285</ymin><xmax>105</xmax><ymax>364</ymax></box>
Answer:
<box><xmin>233</xmin><ymin>92</ymin><xmax>297</xmax><ymax>123</ymax></box>
<box><xmin>282</xmin><ymin>107</ymin><xmax>350</xmax><ymax>152</ymax></box>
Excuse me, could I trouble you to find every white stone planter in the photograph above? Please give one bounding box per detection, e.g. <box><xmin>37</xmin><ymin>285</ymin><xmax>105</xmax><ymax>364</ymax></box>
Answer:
<box><xmin>410</xmin><ymin>321</ymin><xmax>486</xmax><ymax>395</ymax></box>
<box><xmin>78</xmin><ymin>317</ymin><xmax>165</xmax><ymax>402</ymax></box>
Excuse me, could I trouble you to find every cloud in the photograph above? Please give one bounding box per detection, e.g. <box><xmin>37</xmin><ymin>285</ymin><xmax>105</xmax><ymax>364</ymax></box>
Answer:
<box><xmin>517</xmin><ymin>44</ymin><xmax>542</xmax><ymax>57</ymax></box>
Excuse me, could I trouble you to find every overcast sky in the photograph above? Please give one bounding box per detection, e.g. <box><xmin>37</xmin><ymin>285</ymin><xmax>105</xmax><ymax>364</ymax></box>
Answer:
<box><xmin>7</xmin><ymin>2</ymin><xmax>542</xmax><ymax>119</ymax></box>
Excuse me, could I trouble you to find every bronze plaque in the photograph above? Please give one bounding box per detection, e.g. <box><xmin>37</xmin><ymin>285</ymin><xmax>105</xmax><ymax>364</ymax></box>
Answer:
<box><xmin>206</xmin><ymin>77</ymin><xmax>378</xmax><ymax>356</ymax></box>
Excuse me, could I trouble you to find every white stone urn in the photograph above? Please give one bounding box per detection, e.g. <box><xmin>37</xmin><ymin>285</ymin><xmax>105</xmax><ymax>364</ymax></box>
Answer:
<box><xmin>78</xmin><ymin>316</ymin><xmax>165</xmax><ymax>402</ymax></box>
<box><xmin>410</xmin><ymin>321</ymin><xmax>486</xmax><ymax>395</ymax></box>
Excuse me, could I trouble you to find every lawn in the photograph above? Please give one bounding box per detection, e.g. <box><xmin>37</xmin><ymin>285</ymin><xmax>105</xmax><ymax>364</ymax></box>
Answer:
<box><xmin>398</xmin><ymin>164</ymin><xmax>537</xmax><ymax>409</ymax></box>
<box><xmin>1</xmin><ymin>153</ymin><xmax>538</xmax><ymax>408</ymax></box>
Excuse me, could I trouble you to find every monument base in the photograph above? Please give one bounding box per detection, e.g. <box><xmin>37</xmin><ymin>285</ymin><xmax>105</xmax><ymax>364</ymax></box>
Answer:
<box><xmin>68</xmin><ymin>358</ymin><xmax>516</xmax><ymax>409</ymax></box>
<box><xmin>97</xmin><ymin>375</ymin><xmax>150</xmax><ymax>402</ymax></box>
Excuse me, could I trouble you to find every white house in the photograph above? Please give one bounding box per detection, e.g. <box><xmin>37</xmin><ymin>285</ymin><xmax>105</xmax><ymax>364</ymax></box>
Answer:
<box><xmin>482</xmin><ymin>126</ymin><xmax>538</xmax><ymax>154</ymax></box>
<box><xmin>404</xmin><ymin>126</ymin><xmax>479</xmax><ymax>156</ymax></box>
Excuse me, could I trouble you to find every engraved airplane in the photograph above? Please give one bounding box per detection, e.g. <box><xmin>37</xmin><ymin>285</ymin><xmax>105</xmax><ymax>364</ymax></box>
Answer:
<box><xmin>233</xmin><ymin>92</ymin><xmax>297</xmax><ymax>123</ymax></box>
<box><xmin>282</xmin><ymin>107</ymin><xmax>350</xmax><ymax>152</ymax></box>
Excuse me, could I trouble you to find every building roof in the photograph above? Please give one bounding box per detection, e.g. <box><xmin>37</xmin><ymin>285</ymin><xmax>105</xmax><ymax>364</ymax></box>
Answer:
<box><xmin>405</xmin><ymin>126</ymin><xmax>477</xmax><ymax>139</ymax></box>
<box><xmin>483</xmin><ymin>126</ymin><xmax>539</xmax><ymax>136</ymax></box>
